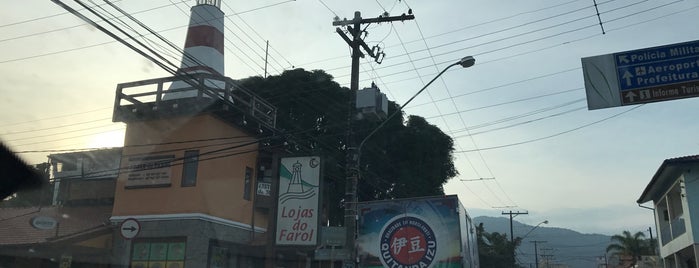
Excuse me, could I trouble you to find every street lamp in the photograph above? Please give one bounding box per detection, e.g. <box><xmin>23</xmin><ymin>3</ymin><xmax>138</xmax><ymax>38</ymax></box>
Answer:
<box><xmin>522</xmin><ymin>220</ymin><xmax>549</xmax><ymax>240</ymax></box>
<box><xmin>345</xmin><ymin>56</ymin><xmax>475</xmax><ymax>264</ymax></box>
<box><xmin>357</xmin><ymin>56</ymin><xmax>476</xmax><ymax>153</ymax></box>
<box><xmin>523</xmin><ymin>220</ymin><xmax>548</xmax><ymax>268</ymax></box>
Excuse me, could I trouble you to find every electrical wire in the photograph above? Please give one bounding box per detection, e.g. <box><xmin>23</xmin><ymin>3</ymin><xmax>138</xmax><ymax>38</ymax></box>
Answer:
<box><xmin>456</xmin><ymin>104</ymin><xmax>645</xmax><ymax>153</ymax></box>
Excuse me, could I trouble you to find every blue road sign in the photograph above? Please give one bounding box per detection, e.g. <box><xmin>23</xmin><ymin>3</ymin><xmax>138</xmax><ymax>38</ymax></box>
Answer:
<box><xmin>613</xmin><ymin>40</ymin><xmax>699</xmax><ymax>105</ymax></box>
<box><xmin>582</xmin><ymin>40</ymin><xmax>699</xmax><ymax>109</ymax></box>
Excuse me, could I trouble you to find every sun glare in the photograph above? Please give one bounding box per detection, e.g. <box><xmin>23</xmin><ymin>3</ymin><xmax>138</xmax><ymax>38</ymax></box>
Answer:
<box><xmin>86</xmin><ymin>128</ymin><xmax>125</xmax><ymax>148</ymax></box>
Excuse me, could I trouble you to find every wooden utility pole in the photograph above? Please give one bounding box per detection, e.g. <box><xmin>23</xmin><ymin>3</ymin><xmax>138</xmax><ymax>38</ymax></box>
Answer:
<box><xmin>332</xmin><ymin>11</ymin><xmax>413</xmax><ymax>266</ymax></box>
<box><xmin>530</xmin><ymin>241</ymin><xmax>546</xmax><ymax>268</ymax></box>
<box><xmin>502</xmin><ymin>210</ymin><xmax>528</xmax><ymax>265</ymax></box>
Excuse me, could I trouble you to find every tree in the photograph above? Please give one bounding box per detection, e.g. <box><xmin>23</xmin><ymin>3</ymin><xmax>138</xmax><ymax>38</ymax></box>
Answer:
<box><xmin>477</xmin><ymin>223</ymin><xmax>523</xmax><ymax>268</ymax></box>
<box><xmin>240</xmin><ymin>69</ymin><xmax>458</xmax><ymax>224</ymax></box>
<box><xmin>606</xmin><ymin>230</ymin><xmax>654</xmax><ymax>267</ymax></box>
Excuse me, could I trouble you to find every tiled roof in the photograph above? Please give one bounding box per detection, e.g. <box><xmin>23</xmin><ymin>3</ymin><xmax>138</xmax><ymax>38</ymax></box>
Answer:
<box><xmin>637</xmin><ymin>155</ymin><xmax>699</xmax><ymax>204</ymax></box>
<box><xmin>664</xmin><ymin>155</ymin><xmax>699</xmax><ymax>162</ymax></box>
<box><xmin>0</xmin><ymin>205</ymin><xmax>112</xmax><ymax>246</ymax></box>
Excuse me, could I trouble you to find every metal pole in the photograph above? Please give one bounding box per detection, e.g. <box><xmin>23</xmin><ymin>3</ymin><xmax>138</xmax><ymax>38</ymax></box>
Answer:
<box><xmin>534</xmin><ymin>242</ymin><xmax>539</xmax><ymax>268</ymax></box>
<box><xmin>531</xmin><ymin>241</ymin><xmax>546</xmax><ymax>268</ymax></box>
<box><xmin>264</xmin><ymin>40</ymin><xmax>269</xmax><ymax>78</ymax></box>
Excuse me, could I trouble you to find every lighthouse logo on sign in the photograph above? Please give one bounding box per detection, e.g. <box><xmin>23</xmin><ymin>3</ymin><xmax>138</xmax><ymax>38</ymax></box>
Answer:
<box><xmin>379</xmin><ymin>215</ymin><xmax>437</xmax><ymax>268</ymax></box>
<box><xmin>275</xmin><ymin>156</ymin><xmax>321</xmax><ymax>246</ymax></box>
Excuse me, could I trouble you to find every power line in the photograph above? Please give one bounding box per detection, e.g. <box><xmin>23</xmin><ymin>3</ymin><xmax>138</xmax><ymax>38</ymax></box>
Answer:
<box><xmin>294</xmin><ymin>0</ymin><xmax>587</xmax><ymax>68</ymax></box>
<box><xmin>0</xmin><ymin>107</ymin><xmax>111</xmax><ymax>128</ymax></box>
<box><xmin>1</xmin><ymin>117</ymin><xmax>112</xmax><ymax>136</ymax></box>
<box><xmin>403</xmin><ymin>0</ymin><xmax>516</xmax><ymax>207</ymax></box>
<box><xmin>0</xmin><ymin>0</ymin><xmax>124</xmax><ymax>28</ymax></box>
<box><xmin>447</xmin><ymin>99</ymin><xmax>586</xmax><ymax>135</ymax></box>
<box><xmin>318</xmin><ymin>0</ymin><xmax>339</xmax><ymax>18</ymax></box>
<box><xmin>221</xmin><ymin>1</ymin><xmax>293</xmax><ymax>72</ymax></box>
<box><xmin>324</xmin><ymin>0</ymin><xmax>674</xmax><ymax>83</ymax></box>
<box><xmin>456</xmin><ymin>104</ymin><xmax>645</xmax><ymax>153</ymax></box>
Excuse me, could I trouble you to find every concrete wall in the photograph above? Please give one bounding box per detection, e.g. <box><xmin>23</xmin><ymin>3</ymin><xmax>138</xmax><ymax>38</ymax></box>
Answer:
<box><xmin>111</xmin><ymin>219</ymin><xmax>259</xmax><ymax>267</ymax></box>
<box><xmin>112</xmin><ymin>114</ymin><xmax>267</xmax><ymax>228</ymax></box>
<box><xmin>685</xmin><ymin>164</ymin><xmax>699</xmax><ymax>244</ymax></box>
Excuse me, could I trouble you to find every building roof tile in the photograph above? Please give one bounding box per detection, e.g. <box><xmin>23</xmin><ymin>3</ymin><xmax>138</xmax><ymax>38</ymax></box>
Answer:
<box><xmin>0</xmin><ymin>205</ymin><xmax>112</xmax><ymax>246</ymax></box>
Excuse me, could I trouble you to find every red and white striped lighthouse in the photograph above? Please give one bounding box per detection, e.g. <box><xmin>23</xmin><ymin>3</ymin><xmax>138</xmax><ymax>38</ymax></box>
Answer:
<box><xmin>164</xmin><ymin>0</ymin><xmax>225</xmax><ymax>100</ymax></box>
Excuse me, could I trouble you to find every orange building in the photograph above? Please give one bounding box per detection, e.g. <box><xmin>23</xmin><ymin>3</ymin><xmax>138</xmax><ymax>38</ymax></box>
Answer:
<box><xmin>107</xmin><ymin>0</ymin><xmax>285</xmax><ymax>267</ymax></box>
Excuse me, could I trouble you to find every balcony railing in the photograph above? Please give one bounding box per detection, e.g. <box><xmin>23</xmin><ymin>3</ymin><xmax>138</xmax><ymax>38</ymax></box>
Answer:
<box><xmin>113</xmin><ymin>73</ymin><xmax>276</xmax><ymax>132</ymax></box>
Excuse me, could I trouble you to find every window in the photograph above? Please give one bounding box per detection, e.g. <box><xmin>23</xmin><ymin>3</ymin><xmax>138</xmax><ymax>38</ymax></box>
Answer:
<box><xmin>182</xmin><ymin>150</ymin><xmax>199</xmax><ymax>187</ymax></box>
<box><xmin>130</xmin><ymin>239</ymin><xmax>186</xmax><ymax>268</ymax></box>
<box><xmin>244</xmin><ymin>167</ymin><xmax>253</xmax><ymax>200</ymax></box>
<box><xmin>56</xmin><ymin>161</ymin><xmax>77</xmax><ymax>172</ymax></box>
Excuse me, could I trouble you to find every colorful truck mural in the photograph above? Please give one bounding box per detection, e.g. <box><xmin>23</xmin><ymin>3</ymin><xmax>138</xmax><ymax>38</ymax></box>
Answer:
<box><xmin>357</xmin><ymin>195</ymin><xmax>479</xmax><ymax>268</ymax></box>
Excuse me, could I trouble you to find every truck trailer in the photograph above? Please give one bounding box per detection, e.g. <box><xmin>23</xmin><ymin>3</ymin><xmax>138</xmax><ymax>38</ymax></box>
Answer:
<box><xmin>356</xmin><ymin>195</ymin><xmax>479</xmax><ymax>268</ymax></box>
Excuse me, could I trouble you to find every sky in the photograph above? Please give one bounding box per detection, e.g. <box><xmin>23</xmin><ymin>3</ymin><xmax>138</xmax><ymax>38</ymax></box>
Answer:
<box><xmin>1</xmin><ymin>0</ymin><xmax>698</xmax><ymax>238</ymax></box>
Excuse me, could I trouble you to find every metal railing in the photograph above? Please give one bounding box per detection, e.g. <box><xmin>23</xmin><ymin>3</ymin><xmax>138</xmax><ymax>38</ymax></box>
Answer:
<box><xmin>113</xmin><ymin>73</ymin><xmax>276</xmax><ymax>128</ymax></box>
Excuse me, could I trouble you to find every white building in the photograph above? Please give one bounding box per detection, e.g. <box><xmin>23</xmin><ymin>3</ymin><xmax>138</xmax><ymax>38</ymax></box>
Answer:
<box><xmin>638</xmin><ymin>155</ymin><xmax>699</xmax><ymax>268</ymax></box>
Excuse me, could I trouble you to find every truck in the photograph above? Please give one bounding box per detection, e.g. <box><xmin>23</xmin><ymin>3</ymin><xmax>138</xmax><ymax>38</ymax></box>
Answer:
<box><xmin>356</xmin><ymin>195</ymin><xmax>479</xmax><ymax>268</ymax></box>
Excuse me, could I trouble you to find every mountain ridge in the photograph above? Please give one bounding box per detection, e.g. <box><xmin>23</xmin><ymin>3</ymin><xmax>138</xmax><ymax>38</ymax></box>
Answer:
<box><xmin>474</xmin><ymin>216</ymin><xmax>611</xmax><ymax>268</ymax></box>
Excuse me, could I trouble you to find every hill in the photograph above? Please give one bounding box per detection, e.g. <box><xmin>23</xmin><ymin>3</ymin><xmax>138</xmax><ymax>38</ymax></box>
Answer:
<box><xmin>474</xmin><ymin>216</ymin><xmax>611</xmax><ymax>268</ymax></box>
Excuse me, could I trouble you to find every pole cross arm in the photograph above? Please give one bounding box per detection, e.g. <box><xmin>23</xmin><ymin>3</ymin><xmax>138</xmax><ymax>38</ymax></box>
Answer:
<box><xmin>335</xmin><ymin>28</ymin><xmax>365</xmax><ymax>58</ymax></box>
<box><xmin>335</xmin><ymin>28</ymin><xmax>353</xmax><ymax>46</ymax></box>
<box><xmin>333</xmin><ymin>14</ymin><xmax>415</xmax><ymax>26</ymax></box>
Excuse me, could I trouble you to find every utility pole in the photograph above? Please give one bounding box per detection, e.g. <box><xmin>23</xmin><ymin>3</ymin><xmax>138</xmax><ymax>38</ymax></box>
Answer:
<box><xmin>648</xmin><ymin>226</ymin><xmax>658</xmax><ymax>256</ymax></box>
<box><xmin>540</xmin><ymin>254</ymin><xmax>554</xmax><ymax>268</ymax></box>
<box><xmin>333</xmin><ymin>11</ymin><xmax>414</xmax><ymax>266</ymax></box>
<box><xmin>264</xmin><ymin>40</ymin><xmax>269</xmax><ymax>78</ymax></box>
<box><xmin>502</xmin><ymin>210</ymin><xmax>528</xmax><ymax>265</ymax></box>
<box><xmin>531</xmin><ymin>240</ymin><xmax>546</xmax><ymax>268</ymax></box>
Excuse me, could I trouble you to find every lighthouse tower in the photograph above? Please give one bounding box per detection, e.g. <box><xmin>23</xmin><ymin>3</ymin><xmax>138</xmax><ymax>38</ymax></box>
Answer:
<box><xmin>163</xmin><ymin>0</ymin><xmax>225</xmax><ymax>100</ymax></box>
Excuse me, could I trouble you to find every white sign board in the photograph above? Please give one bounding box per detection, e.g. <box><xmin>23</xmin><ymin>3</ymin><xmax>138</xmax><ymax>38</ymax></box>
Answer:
<box><xmin>31</xmin><ymin>216</ymin><xmax>58</xmax><ymax>230</ymax></box>
<box><xmin>125</xmin><ymin>155</ymin><xmax>174</xmax><ymax>188</ymax></box>
<box><xmin>257</xmin><ymin>182</ymin><xmax>271</xmax><ymax>196</ymax></box>
<box><xmin>275</xmin><ymin>156</ymin><xmax>321</xmax><ymax>246</ymax></box>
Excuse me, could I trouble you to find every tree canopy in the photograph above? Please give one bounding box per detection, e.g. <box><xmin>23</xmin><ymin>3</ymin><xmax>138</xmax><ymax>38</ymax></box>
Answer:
<box><xmin>240</xmin><ymin>68</ymin><xmax>458</xmax><ymax>224</ymax></box>
<box><xmin>477</xmin><ymin>222</ymin><xmax>522</xmax><ymax>268</ymax></box>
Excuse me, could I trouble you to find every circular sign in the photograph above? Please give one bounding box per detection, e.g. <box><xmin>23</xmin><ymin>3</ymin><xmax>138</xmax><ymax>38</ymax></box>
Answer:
<box><xmin>119</xmin><ymin>218</ymin><xmax>141</xmax><ymax>240</ymax></box>
<box><xmin>379</xmin><ymin>215</ymin><xmax>437</xmax><ymax>268</ymax></box>
<box><xmin>30</xmin><ymin>216</ymin><xmax>58</xmax><ymax>230</ymax></box>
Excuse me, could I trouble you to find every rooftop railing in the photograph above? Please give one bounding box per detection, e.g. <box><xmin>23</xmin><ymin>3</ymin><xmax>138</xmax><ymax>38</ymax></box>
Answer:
<box><xmin>113</xmin><ymin>73</ymin><xmax>276</xmax><ymax>132</ymax></box>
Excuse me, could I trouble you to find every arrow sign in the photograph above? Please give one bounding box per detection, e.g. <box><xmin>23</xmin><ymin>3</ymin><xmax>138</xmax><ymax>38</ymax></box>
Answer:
<box><xmin>119</xmin><ymin>218</ymin><xmax>141</xmax><ymax>240</ymax></box>
<box><xmin>618</xmin><ymin>55</ymin><xmax>629</xmax><ymax>64</ymax></box>
<box><xmin>582</xmin><ymin>39</ymin><xmax>699</xmax><ymax>109</ymax></box>
<box><xmin>622</xmin><ymin>71</ymin><xmax>633</xmax><ymax>86</ymax></box>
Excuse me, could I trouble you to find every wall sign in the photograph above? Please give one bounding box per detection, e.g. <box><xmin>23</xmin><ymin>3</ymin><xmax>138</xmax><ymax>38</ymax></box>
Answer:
<box><xmin>30</xmin><ymin>216</ymin><xmax>58</xmax><ymax>230</ymax></box>
<box><xmin>275</xmin><ymin>156</ymin><xmax>321</xmax><ymax>246</ymax></box>
<box><xmin>125</xmin><ymin>155</ymin><xmax>174</xmax><ymax>188</ymax></box>
<box><xmin>257</xmin><ymin>182</ymin><xmax>271</xmax><ymax>196</ymax></box>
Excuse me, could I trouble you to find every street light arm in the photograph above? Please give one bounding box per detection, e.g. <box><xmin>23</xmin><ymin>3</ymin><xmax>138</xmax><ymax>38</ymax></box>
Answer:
<box><xmin>357</xmin><ymin>60</ymin><xmax>461</xmax><ymax>154</ymax></box>
<box><xmin>521</xmin><ymin>220</ymin><xmax>549</xmax><ymax>240</ymax></box>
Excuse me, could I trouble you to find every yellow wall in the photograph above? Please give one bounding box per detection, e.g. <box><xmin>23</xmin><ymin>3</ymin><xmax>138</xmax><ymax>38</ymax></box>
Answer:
<box><xmin>112</xmin><ymin>114</ymin><xmax>267</xmax><ymax>227</ymax></box>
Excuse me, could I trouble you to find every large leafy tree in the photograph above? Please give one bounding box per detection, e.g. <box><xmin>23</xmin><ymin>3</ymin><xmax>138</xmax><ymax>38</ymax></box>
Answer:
<box><xmin>606</xmin><ymin>230</ymin><xmax>654</xmax><ymax>267</ymax></box>
<box><xmin>240</xmin><ymin>69</ymin><xmax>458</xmax><ymax>224</ymax></box>
<box><xmin>477</xmin><ymin>223</ymin><xmax>522</xmax><ymax>268</ymax></box>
